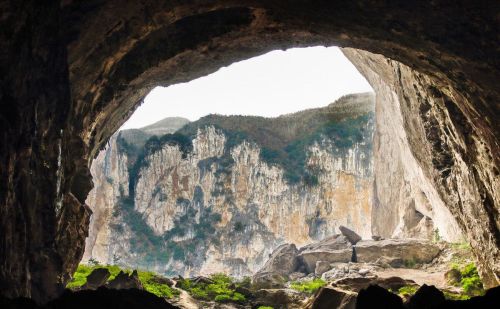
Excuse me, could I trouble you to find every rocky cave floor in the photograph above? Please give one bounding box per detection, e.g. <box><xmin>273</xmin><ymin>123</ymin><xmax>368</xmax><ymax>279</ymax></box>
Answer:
<box><xmin>2</xmin><ymin>232</ymin><xmax>500</xmax><ymax>308</ymax></box>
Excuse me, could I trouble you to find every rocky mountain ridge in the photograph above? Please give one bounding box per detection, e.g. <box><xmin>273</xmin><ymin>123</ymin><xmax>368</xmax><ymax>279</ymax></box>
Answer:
<box><xmin>84</xmin><ymin>93</ymin><xmax>376</xmax><ymax>277</ymax></box>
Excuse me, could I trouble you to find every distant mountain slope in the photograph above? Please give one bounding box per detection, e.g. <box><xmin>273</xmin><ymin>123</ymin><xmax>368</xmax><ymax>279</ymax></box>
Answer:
<box><xmin>84</xmin><ymin>93</ymin><xmax>377</xmax><ymax>277</ymax></box>
<box><xmin>177</xmin><ymin>93</ymin><xmax>374</xmax><ymax>150</ymax></box>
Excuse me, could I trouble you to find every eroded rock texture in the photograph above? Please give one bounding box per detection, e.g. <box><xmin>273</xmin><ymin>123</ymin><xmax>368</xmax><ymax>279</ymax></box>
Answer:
<box><xmin>343</xmin><ymin>49</ymin><xmax>499</xmax><ymax>288</ymax></box>
<box><xmin>1</xmin><ymin>0</ymin><xmax>498</xmax><ymax>302</ymax></box>
<box><xmin>83</xmin><ymin>95</ymin><xmax>374</xmax><ymax>277</ymax></box>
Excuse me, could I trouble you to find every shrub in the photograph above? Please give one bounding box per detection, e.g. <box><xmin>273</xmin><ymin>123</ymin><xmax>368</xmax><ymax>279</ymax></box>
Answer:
<box><xmin>449</xmin><ymin>262</ymin><xmax>484</xmax><ymax>297</ymax></box>
<box><xmin>258</xmin><ymin>307</ymin><xmax>274</xmax><ymax>309</ymax></box>
<box><xmin>178</xmin><ymin>273</ymin><xmax>246</xmax><ymax>303</ymax></box>
<box><xmin>290</xmin><ymin>278</ymin><xmax>326</xmax><ymax>294</ymax></box>
<box><xmin>398</xmin><ymin>285</ymin><xmax>418</xmax><ymax>297</ymax></box>
<box><xmin>138</xmin><ymin>270</ymin><xmax>179</xmax><ymax>299</ymax></box>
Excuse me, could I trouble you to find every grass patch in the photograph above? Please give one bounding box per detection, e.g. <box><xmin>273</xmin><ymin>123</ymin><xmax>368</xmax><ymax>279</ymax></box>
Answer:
<box><xmin>257</xmin><ymin>307</ymin><xmax>274</xmax><ymax>309</ymax></box>
<box><xmin>290</xmin><ymin>278</ymin><xmax>326</xmax><ymax>294</ymax></box>
<box><xmin>177</xmin><ymin>273</ymin><xmax>247</xmax><ymax>303</ymax></box>
<box><xmin>397</xmin><ymin>285</ymin><xmax>418</xmax><ymax>298</ymax></box>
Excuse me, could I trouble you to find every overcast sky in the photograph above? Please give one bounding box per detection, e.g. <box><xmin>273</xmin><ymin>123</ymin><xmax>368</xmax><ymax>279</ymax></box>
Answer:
<box><xmin>121</xmin><ymin>46</ymin><xmax>373</xmax><ymax>129</ymax></box>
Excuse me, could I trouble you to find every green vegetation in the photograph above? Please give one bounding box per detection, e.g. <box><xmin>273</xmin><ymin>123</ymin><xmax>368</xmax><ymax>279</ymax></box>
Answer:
<box><xmin>447</xmin><ymin>262</ymin><xmax>484</xmax><ymax>298</ymax></box>
<box><xmin>290</xmin><ymin>278</ymin><xmax>326</xmax><ymax>294</ymax></box>
<box><xmin>178</xmin><ymin>273</ymin><xmax>246</xmax><ymax>303</ymax></box>
<box><xmin>66</xmin><ymin>264</ymin><xmax>179</xmax><ymax>299</ymax></box>
<box><xmin>257</xmin><ymin>307</ymin><xmax>274</xmax><ymax>309</ymax></box>
<box><xmin>138</xmin><ymin>270</ymin><xmax>180</xmax><ymax>298</ymax></box>
<box><xmin>397</xmin><ymin>285</ymin><xmax>419</xmax><ymax>298</ymax></box>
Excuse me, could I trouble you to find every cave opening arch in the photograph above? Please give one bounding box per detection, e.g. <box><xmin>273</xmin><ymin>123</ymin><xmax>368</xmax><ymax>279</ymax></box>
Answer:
<box><xmin>1</xmin><ymin>0</ymin><xmax>498</xmax><ymax>302</ymax></box>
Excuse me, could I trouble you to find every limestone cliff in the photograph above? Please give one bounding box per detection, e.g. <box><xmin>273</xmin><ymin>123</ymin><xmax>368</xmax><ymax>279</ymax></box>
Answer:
<box><xmin>84</xmin><ymin>94</ymin><xmax>375</xmax><ymax>277</ymax></box>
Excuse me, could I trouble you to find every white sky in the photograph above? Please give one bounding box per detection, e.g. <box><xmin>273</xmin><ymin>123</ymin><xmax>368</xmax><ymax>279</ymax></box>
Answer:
<box><xmin>121</xmin><ymin>46</ymin><xmax>373</xmax><ymax>129</ymax></box>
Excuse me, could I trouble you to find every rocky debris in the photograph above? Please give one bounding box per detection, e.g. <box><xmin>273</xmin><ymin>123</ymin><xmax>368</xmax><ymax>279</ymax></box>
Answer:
<box><xmin>339</xmin><ymin>226</ymin><xmax>362</xmax><ymax>245</ymax></box>
<box><xmin>288</xmin><ymin>272</ymin><xmax>306</xmax><ymax>281</ymax></box>
<box><xmin>355</xmin><ymin>239</ymin><xmax>440</xmax><ymax>267</ymax></box>
<box><xmin>82</xmin><ymin>268</ymin><xmax>110</xmax><ymax>290</ymax></box>
<box><xmin>356</xmin><ymin>285</ymin><xmax>404</xmax><ymax>309</ymax></box>
<box><xmin>252</xmin><ymin>272</ymin><xmax>287</xmax><ymax>289</ymax></box>
<box><xmin>315</xmin><ymin>261</ymin><xmax>332</xmax><ymax>276</ymax></box>
<box><xmin>333</xmin><ymin>276</ymin><xmax>417</xmax><ymax>293</ymax></box>
<box><xmin>107</xmin><ymin>270</ymin><xmax>143</xmax><ymax>290</ymax></box>
<box><xmin>304</xmin><ymin>286</ymin><xmax>356</xmax><ymax>309</ymax></box>
<box><xmin>321</xmin><ymin>262</ymin><xmax>381</xmax><ymax>281</ymax></box>
<box><xmin>371</xmin><ymin>235</ymin><xmax>383</xmax><ymax>241</ymax></box>
<box><xmin>406</xmin><ymin>284</ymin><xmax>445</xmax><ymax>309</ymax></box>
<box><xmin>253</xmin><ymin>288</ymin><xmax>303</xmax><ymax>307</ymax></box>
<box><xmin>298</xmin><ymin>235</ymin><xmax>352</xmax><ymax>273</ymax></box>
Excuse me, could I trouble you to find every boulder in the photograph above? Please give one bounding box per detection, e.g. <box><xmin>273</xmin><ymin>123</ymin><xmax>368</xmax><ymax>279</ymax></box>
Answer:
<box><xmin>82</xmin><ymin>268</ymin><xmax>111</xmax><ymax>290</ymax></box>
<box><xmin>315</xmin><ymin>261</ymin><xmax>332</xmax><ymax>276</ymax></box>
<box><xmin>298</xmin><ymin>235</ymin><xmax>352</xmax><ymax>273</ymax></box>
<box><xmin>288</xmin><ymin>272</ymin><xmax>306</xmax><ymax>281</ymax></box>
<box><xmin>256</xmin><ymin>243</ymin><xmax>299</xmax><ymax>276</ymax></box>
<box><xmin>107</xmin><ymin>270</ymin><xmax>143</xmax><ymax>290</ymax></box>
<box><xmin>252</xmin><ymin>271</ymin><xmax>287</xmax><ymax>289</ymax></box>
<box><xmin>253</xmin><ymin>244</ymin><xmax>299</xmax><ymax>288</ymax></box>
<box><xmin>304</xmin><ymin>286</ymin><xmax>357</xmax><ymax>309</ymax></box>
<box><xmin>254</xmin><ymin>289</ymin><xmax>302</xmax><ymax>307</ymax></box>
<box><xmin>339</xmin><ymin>226</ymin><xmax>362</xmax><ymax>245</ymax></box>
<box><xmin>371</xmin><ymin>235</ymin><xmax>383</xmax><ymax>241</ymax></box>
<box><xmin>444</xmin><ymin>268</ymin><xmax>461</xmax><ymax>286</ymax></box>
<box><xmin>406</xmin><ymin>284</ymin><xmax>445</xmax><ymax>309</ymax></box>
<box><xmin>356</xmin><ymin>285</ymin><xmax>404</xmax><ymax>309</ymax></box>
<box><xmin>354</xmin><ymin>239</ymin><xmax>440</xmax><ymax>267</ymax></box>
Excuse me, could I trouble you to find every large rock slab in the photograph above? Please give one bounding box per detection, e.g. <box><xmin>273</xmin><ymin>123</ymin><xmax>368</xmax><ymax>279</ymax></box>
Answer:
<box><xmin>257</xmin><ymin>243</ymin><xmax>299</xmax><ymax>276</ymax></box>
<box><xmin>339</xmin><ymin>226</ymin><xmax>362</xmax><ymax>245</ymax></box>
<box><xmin>82</xmin><ymin>268</ymin><xmax>110</xmax><ymax>290</ymax></box>
<box><xmin>298</xmin><ymin>235</ymin><xmax>353</xmax><ymax>273</ymax></box>
<box><xmin>355</xmin><ymin>239</ymin><xmax>440</xmax><ymax>267</ymax></box>
<box><xmin>304</xmin><ymin>286</ymin><xmax>357</xmax><ymax>309</ymax></box>
<box><xmin>252</xmin><ymin>244</ymin><xmax>299</xmax><ymax>288</ymax></box>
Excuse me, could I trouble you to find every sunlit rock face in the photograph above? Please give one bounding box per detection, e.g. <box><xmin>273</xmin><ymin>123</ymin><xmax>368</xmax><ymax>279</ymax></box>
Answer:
<box><xmin>83</xmin><ymin>94</ymin><xmax>375</xmax><ymax>277</ymax></box>
<box><xmin>343</xmin><ymin>48</ymin><xmax>498</xmax><ymax>288</ymax></box>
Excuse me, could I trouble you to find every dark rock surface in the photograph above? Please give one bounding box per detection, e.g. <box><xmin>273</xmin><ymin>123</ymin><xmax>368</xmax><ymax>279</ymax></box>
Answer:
<box><xmin>356</xmin><ymin>285</ymin><xmax>405</xmax><ymax>309</ymax></box>
<box><xmin>406</xmin><ymin>285</ymin><xmax>445</xmax><ymax>309</ymax></box>
<box><xmin>82</xmin><ymin>268</ymin><xmax>110</xmax><ymax>290</ymax></box>
<box><xmin>339</xmin><ymin>226</ymin><xmax>362</xmax><ymax>245</ymax></box>
<box><xmin>107</xmin><ymin>270</ymin><xmax>143</xmax><ymax>290</ymax></box>
<box><xmin>305</xmin><ymin>286</ymin><xmax>356</xmax><ymax>309</ymax></box>
<box><xmin>0</xmin><ymin>288</ymin><xmax>179</xmax><ymax>309</ymax></box>
<box><xmin>0</xmin><ymin>0</ymin><xmax>498</xmax><ymax>302</ymax></box>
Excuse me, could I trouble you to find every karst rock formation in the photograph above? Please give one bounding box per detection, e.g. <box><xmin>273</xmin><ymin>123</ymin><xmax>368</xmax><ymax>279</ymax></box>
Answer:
<box><xmin>0</xmin><ymin>0</ymin><xmax>498</xmax><ymax>303</ymax></box>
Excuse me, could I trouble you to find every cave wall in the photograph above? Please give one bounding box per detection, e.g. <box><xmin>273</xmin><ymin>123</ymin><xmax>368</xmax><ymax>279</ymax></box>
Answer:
<box><xmin>0</xmin><ymin>0</ymin><xmax>498</xmax><ymax>302</ymax></box>
<box><xmin>343</xmin><ymin>48</ymin><xmax>499</xmax><ymax>288</ymax></box>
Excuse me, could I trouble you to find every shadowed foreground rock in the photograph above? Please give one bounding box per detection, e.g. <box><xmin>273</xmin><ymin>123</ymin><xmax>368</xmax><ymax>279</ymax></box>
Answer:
<box><xmin>0</xmin><ymin>288</ymin><xmax>179</xmax><ymax>309</ymax></box>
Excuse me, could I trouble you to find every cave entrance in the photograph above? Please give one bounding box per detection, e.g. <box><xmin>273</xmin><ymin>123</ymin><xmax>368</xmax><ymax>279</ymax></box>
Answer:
<box><xmin>81</xmin><ymin>46</ymin><xmax>464</xmax><ymax>285</ymax></box>
<box><xmin>83</xmin><ymin>46</ymin><xmax>377</xmax><ymax>277</ymax></box>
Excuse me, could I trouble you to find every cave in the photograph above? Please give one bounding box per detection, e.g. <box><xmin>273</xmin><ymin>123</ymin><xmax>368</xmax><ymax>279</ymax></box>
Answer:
<box><xmin>0</xmin><ymin>0</ymin><xmax>498</xmax><ymax>305</ymax></box>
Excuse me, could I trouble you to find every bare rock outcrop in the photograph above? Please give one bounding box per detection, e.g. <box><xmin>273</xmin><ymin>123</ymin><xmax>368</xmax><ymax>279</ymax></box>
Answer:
<box><xmin>339</xmin><ymin>226</ymin><xmax>362</xmax><ymax>245</ymax></box>
<box><xmin>82</xmin><ymin>268</ymin><xmax>110</xmax><ymax>290</ymax></box>
<box><xmin>297</xmin><ymin>235</ymin><xmax>353</xmax><ymax>273</ymax></box>
<box><xmin>304</xmin><ymin>286</ymin><xmax>357</xmax><ymax>309</ymax></box>
<box><xmin>354</xmin><ymin>239</ymin><xmax>440</xmax><ymax>267</ymax></box>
